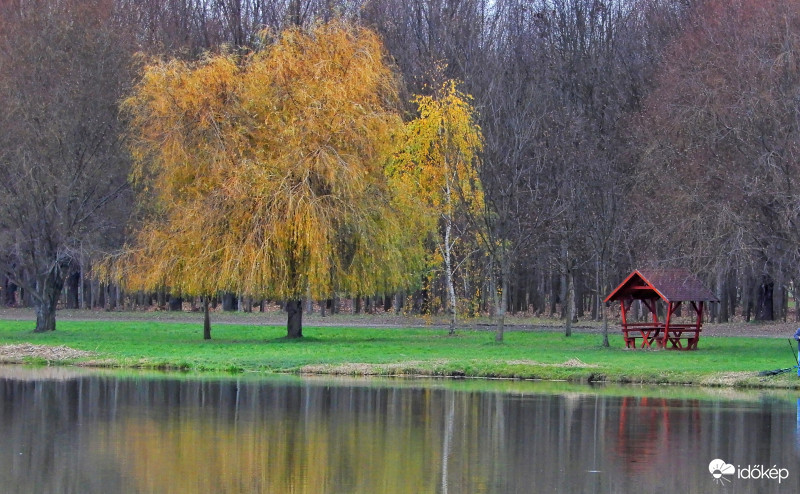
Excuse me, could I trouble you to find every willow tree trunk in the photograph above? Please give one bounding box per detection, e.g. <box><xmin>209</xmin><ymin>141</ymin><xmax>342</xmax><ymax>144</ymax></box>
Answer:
<box><xmin>286</xmin><ymin>299</ymin><xmax>303</xmax><ymax>338</ymax></box>
<box><xmin>203</xmin><ymin>297</ymin><xmax>211</xmax><ymax>340</ymax></box>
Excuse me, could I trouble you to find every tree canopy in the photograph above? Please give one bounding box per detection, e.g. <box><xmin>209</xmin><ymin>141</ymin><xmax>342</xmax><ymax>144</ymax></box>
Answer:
<box><xmin>115</xmin><ymin>22</ymin><xmax>425</xmax><ymax>337</ymax></box>
<box><xmin>389</xmin><ymin>80</ymin><xmax>484</xmax><ymax>334</ymax></box>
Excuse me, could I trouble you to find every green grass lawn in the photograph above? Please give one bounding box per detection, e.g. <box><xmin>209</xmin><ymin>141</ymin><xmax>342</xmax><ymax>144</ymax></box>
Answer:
<box><xmin>0</xmin><ymin>319</ymin><xmax>798</xmax><ymax>388</ymax></box>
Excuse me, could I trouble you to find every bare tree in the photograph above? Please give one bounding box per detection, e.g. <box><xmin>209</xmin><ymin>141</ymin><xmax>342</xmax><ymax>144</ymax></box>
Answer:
<box><xmin>0</xmin><ymin>0</ymin><xmax>134</xmax><ymax>331</ymax></box>
<box><xmin>634</xmin><ymin>0</ymin><xmax>800</xmax><ymax>321</ymax></box>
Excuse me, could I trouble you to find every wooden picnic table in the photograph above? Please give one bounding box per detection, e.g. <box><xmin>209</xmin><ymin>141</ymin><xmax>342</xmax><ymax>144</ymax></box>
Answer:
<box><xmin>622</xmin><ymin>322</ymin><xmax>701</xmax><ymax>350</ymax></box>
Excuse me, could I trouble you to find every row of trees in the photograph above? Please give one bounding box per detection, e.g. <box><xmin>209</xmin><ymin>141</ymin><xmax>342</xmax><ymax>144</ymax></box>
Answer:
<box><xmin>3</xmin><ymin>0</ymin><xmax>800</xmax><ymax>337</ymax></box>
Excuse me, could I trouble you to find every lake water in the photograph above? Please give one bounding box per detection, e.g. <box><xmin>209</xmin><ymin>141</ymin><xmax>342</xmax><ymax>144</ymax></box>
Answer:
<box><xmin>0</xmin><ymin>366</ymin><xmax>797</xmax><ymax>493</ymax></box>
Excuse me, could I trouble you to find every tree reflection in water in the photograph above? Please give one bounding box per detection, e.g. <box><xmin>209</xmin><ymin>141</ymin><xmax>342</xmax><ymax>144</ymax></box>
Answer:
<box><xmin>0</xmin><ymin>371</ymin><xmax>797</xmax><ymax>493</ymax></box>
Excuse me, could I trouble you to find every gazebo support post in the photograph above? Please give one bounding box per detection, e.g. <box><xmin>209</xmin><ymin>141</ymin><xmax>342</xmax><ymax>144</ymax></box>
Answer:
<box><xmin>690</xmin><ymin>301</ymin><xmax>704</xmax><ymax>349</ymax></box>
<box><xmin>662</xmin><ymin>301</ymin><xmax>673</xmax><ymax>348</ymax></box>
<box><xmin>662</xmin><ymin>301</ymin><xmax>681</xmax><ymax>348</ymax></box>
<box><xmin>621</xmin><ymin>298</ymin><xmax>631</xmax><ymax>347</ymax></box>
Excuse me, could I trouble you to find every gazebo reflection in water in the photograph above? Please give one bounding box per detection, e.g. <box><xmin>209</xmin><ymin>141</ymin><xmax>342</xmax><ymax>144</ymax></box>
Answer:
<box><xmin>614</xmin><ymin>396</ymin><xmax>702</xmax><ymax>474</ymax></box>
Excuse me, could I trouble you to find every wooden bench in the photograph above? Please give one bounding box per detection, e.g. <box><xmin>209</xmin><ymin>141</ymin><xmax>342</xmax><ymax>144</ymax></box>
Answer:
<box><xmin>623</xmin><ymin>323</ymin><xmax>701</xmax><ymax>350</ymax></box>
<box><xmin>623</xmin><ymin>323</ymin><xmax>662</xmax><ymax>349</ymax></box>
<box><xmin>663</xmin><ymin>324</ymin><xmax>701</xmax><ymax>350</ymax></box>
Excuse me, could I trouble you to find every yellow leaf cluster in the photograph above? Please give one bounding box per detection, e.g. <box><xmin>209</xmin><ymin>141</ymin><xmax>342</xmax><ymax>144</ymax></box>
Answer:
<box><xmin>114</xmin><ymin>22</ymin><xmax>426</xmax><ymax>300</ymax></box>
<box><xmin>387</xmin><ymin>79</ymin><xmax>485</xmax><ymax>283</ymax></box>
<box><xmin>389</xmin><ymin>80</ymin><xmax>484</xmax><ymax>221</ymax></box>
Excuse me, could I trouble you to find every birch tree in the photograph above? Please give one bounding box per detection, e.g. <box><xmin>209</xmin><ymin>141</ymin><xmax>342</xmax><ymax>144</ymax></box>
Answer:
<box><xmin>389</xmin><ymin>80</ymin><xmax>484</xmax><ymax>334</ymax></box>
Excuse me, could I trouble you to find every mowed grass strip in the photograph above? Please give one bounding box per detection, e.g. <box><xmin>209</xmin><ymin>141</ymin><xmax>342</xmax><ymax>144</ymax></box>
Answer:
<box><xmin>0</xmin><ymin>319</ymin><xmax>798</xmax><ymax>388</ymax></box>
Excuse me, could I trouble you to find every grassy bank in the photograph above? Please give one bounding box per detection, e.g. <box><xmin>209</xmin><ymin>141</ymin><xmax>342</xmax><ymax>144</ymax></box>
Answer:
<box><xmin>0</xmin><ymin>319</ymin><xmax>799</xmax><ymax>388</ymax></box>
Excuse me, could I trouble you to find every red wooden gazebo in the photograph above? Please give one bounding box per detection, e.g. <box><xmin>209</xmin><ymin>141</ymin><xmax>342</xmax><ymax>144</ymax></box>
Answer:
<box><xmin>604</xmin><ymin>269</ymin><xmax>719</xmax><ymax>350</ymax></box>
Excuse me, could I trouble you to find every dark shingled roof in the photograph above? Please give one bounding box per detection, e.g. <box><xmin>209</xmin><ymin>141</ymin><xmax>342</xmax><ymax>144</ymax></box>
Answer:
<box><xmin>604</xmin><ymin>269</ymin><xmax>719</xmax><ymax>303</ymax></box>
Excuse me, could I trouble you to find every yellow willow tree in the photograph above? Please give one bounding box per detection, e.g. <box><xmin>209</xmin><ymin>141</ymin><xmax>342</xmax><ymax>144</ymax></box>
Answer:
<box><xmin>389</xmin><ymin>80</ymin><xmax>484</xmax><ymax>335</ymax></box>
<box><xmin>114</xmin><ymin>22</ymin><xmax>425</xmax><ymax>339</ymax></box>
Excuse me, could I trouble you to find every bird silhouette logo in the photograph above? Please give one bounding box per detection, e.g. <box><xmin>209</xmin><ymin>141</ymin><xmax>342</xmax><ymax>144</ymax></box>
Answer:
<box><xmin>709</xmin><ymin>459</ymin><xmax>735</xmax><ymax>485</ymax></box>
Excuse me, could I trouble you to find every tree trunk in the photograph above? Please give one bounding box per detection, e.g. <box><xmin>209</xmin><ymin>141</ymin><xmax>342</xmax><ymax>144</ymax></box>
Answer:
<box><xmin>565</xmin><ymin>268</ymin><xmax>574</xmax><ymax>337</ymax></box>
<box><xmin>203</xmin><ymin>297</ymin><xmax>211</xmax><ymax>340</ymax></box>
<box><xmin>559</xmin><ymin>269</ymin><xmax>568</xmax><ymax>319</ymax></box>
<box><xmin>794</xmin><ymin>281</ymin><xmax>800</xmax><ymax>322</ymax></box>
<box><xmin>574</xmin><ymin>270</ymin><xmax>584</xmax><ymax>318</ymax></box>
<box><xmin>495</xmin><ymin>255</ymin><xmax>510</xmax><ymax>342</ymax></box>
<box><xmin>34</xmin><ymin>301</ymin><xmax>57</xmax><ymax>333</ymax></box>
<box><xmin>168</xmin><ymin>294</ymin><xmax>183</xmax><ymax>311</ymax></box>
<box><xmin>78</xmin><ymin>257</ymin><xmax>85</xmax><ymax>309</ymax></box>
<box><xmin>776</xmin><ymin>281</ymin><xmax>787</xmax><ymax>322</ymax></box>
<box><xmin>716</xmin><ymin>268</ymin><xmax>728</xmax><ymax>322</ymax></box>
<box><xmin>3</xmin><ymin>277</ymin><xmax>17</xmax><ymax>306</ymax></box>
<box><xmin>222</xmin><ymin>292</ymin><xmax>237</xmax><ymax>311</ymax></box>
<box><xmin>443</xmin><ymin>218</ymin><xmax>457</xmax><ymax>335</ymax></box>
<box><xmin>756</xmin><ymin>275</ymin><xmax>774</xmax><ymax>321</ymax></box>
<box><xmin>591</xmin><ymin>266</ymin><xmax>599</xmax><ymax>321</ymax></box>
<box><xmin>104</xmin><ymin>283</ymin><xmax>113</xmax><ymax>311</ymax></box>
<box><xmin>286</xmin><ymin>299</ymin><xmax>303</xmax><ymax>338</ymax></box>
<box><xmin>65</xmin><ymin>272</ymin><xmax>79</xmax><ymax>309</ymax></box>
<box><xmin>116</xmin><ymin>284</ymin><xmax>123</xmax><ymax>310</ymax></box>
<box><xmin>742</xmin><ymin>273</ymin><xmax>752</xmax><ymax>321</ymax></box>
<box><xmin>601</xmin><ymin>263</ymin><xmax>609</xmax><ymax>347</ymax></box>
<box><xmin>33</xmin><ymin>268</ymin><xmax>64</xmax><ymax>333</ymax></box>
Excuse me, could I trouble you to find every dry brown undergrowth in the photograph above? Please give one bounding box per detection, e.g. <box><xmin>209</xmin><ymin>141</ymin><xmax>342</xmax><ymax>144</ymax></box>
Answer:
<box><xmin>0</xmin><ymin>344</ymin><xmax>95</xmax><ymax>362</ymax></box>
<box><xmin>298</xmin><ymin>358</ymin><xmax>599</xmax><ymax>376</ymax></box>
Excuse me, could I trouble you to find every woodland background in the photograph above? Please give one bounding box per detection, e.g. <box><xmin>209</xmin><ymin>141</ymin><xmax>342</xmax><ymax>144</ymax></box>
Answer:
<box><xmin>2</xmin><ymin>0</ymin><xmax>800</xmax><ymax>325</ymax></box>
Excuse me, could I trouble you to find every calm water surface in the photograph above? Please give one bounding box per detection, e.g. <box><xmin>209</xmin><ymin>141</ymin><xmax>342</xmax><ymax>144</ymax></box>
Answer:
<box><xmin>0</xmin><ymin>366</ymin><xmax>798</xmax><ymax>493</ymax></box>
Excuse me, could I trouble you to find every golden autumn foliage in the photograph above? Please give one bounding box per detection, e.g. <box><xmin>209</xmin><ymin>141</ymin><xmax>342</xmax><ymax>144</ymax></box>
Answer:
<box><xmin>114</xmin><ymin>22</ymin><xmax>425</xmax><ymax>305</ymax></box>
<box><xmin>389</xmin><ymin>80</ymin><xmax>484</xmax><ymax>216</ymax></box>
<box><xmin>388</xmin><ymin>80</ymin><xmax>484</xmax><ymax>332</ymax></box>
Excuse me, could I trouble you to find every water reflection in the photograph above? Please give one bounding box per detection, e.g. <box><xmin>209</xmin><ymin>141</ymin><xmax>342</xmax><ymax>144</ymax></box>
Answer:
<box><xmin>0</xmin><ymin>369</ymin><xmax>797</xmax><ymax>493</ymax></box>
<box><xmin>615</xmin><ymin>397</ymin><xmax>703</xmax><ymax>475</ymax></box>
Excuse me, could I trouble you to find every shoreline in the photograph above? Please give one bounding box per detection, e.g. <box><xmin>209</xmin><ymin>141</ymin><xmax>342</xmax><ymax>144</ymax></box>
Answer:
<box><xmin>1</xmin><ymin>343</ymin><xmax>798</xmax><ymax>391</ymax></box>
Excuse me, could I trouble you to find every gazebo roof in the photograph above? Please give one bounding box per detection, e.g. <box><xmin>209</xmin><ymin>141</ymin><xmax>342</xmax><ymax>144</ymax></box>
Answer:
<box><xmin>604</xmin><ymin>269</ymin><xmax>719</xmax><ymax>304</ymax></box>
